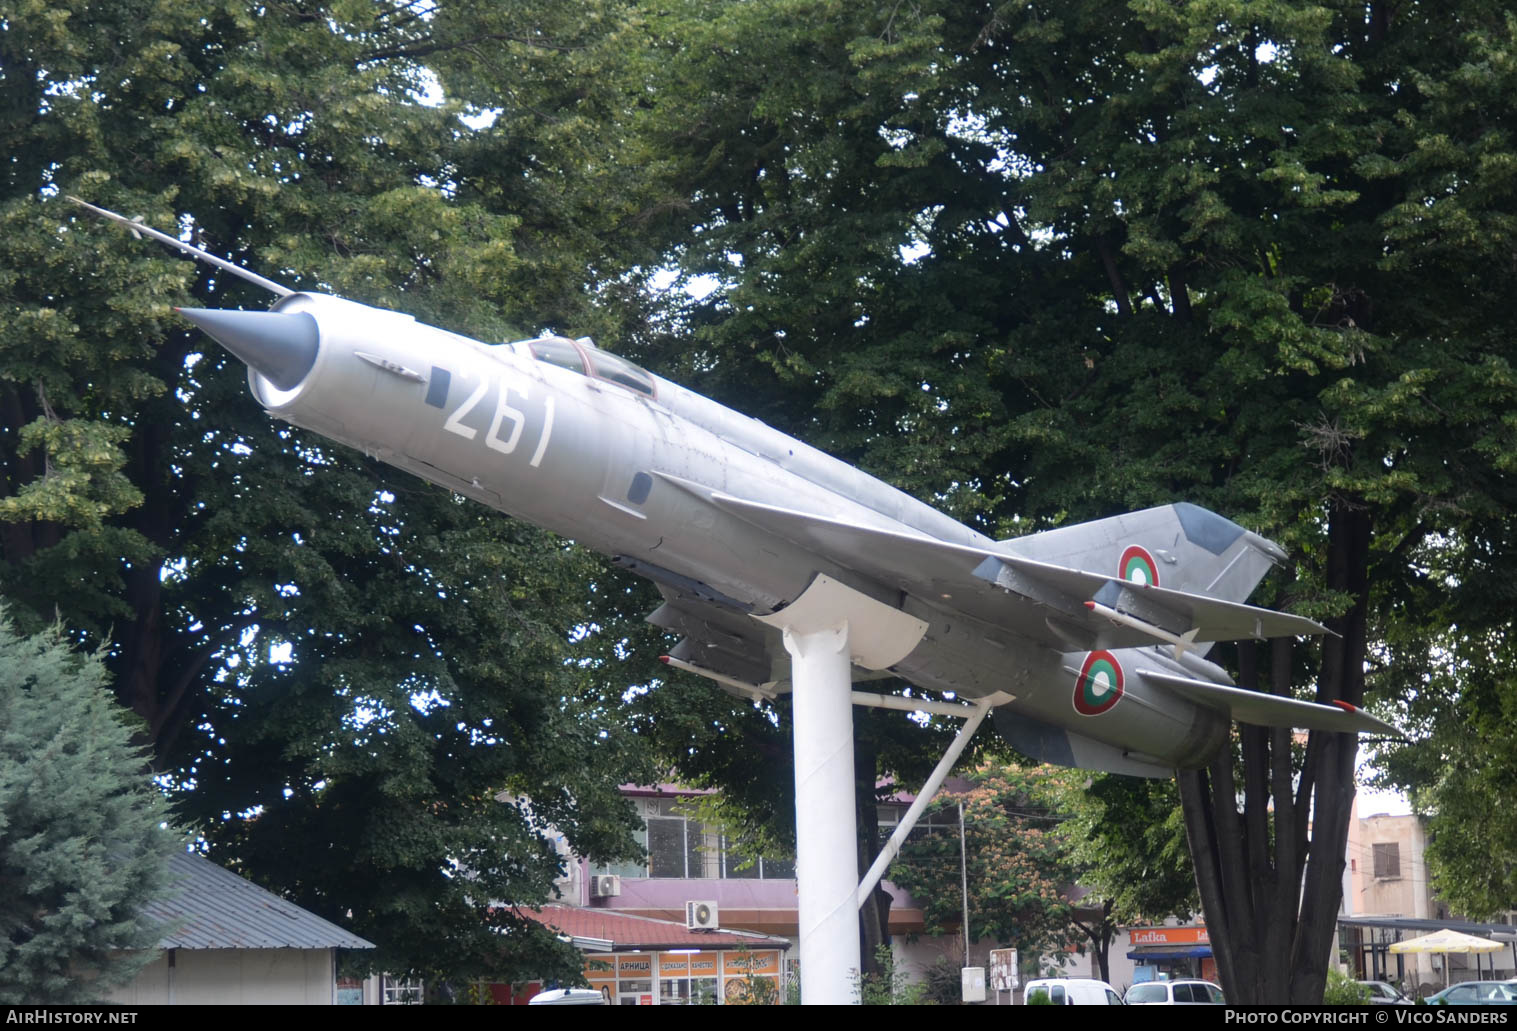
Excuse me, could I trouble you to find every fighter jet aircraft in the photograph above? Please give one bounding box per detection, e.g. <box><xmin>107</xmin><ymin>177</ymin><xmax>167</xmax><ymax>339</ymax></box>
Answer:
<box><xmin>73</xmin><ymin>198</ymin><xmax>1398</xmax><ymax>780</ymax></box>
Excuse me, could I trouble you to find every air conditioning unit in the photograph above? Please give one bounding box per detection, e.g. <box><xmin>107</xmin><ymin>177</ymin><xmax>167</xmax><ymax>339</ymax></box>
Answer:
<box><xmin>685</xmin><ymin>900</ymin><xmax>719</xmax><ymax>930</ymax></box>
<box><xmin>590</xmin><ymin>874</ymin><xmax>621</xmax><ymax>899</ymax></box>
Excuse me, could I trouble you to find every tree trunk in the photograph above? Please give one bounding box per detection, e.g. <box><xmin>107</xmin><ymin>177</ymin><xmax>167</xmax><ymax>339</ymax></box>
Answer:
<box><xmin>855</xmin><ymin>734</ymin><xmax>891</xmax><ymax>978</ymax></box>
<box><xmin>1179</xmin><ymin>500</ymin><xmax>1371</xmax><ymax>1004</ymax></box>
<box><xmin>1096</xmin><ymin>236</ymin><xmax>1134</xmax><ymax>316</ymax></box>
<box><xmin>1074</xmin><ymin>899</ymin><xmax>1115</xmax><ymax>982</ymax></box>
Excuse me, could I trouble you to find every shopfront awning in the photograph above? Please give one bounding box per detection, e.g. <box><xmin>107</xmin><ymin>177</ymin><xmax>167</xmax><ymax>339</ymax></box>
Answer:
<box><xmin>1127</xmin><ymin>945</ymin><xmax>1213</xmax><ymax>960</ymax></box>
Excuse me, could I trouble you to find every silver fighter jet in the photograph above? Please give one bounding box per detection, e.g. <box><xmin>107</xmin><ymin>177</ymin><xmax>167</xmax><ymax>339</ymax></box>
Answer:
<box><xmin>75</xmin><ymin>199</ymin><xmax>1398</xmax><ymax>778</ymax></box>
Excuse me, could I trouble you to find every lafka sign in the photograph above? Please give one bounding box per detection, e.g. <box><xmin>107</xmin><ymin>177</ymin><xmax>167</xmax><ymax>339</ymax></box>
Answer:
<box><xmin>1130</xmin><ymin>927</ymin><xmax>1210</xmax><ymax>946</ymax></box>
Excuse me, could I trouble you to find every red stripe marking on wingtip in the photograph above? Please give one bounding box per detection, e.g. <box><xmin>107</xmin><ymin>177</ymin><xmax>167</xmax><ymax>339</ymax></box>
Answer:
<box><xmin>658</xmin><ymin>655</ymin><xmax>670</xmax><ymax>663</ymax></box>
<box><xmin>1083</xmin><ymin>601</ymin><xmax>1096</xmax><ymax>609</ymax></box>
<box><xmin>1332</xmin><ymin>700</ymin><xmax>1357</xmax><ymax>713</ymax></box>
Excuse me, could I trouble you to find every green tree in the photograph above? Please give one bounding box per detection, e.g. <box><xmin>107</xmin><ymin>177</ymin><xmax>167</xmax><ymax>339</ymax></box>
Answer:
<box><xmin>856</xmin><ymin>944</ymin><xmax>929</xmax><ymax>1006</ymax></box>
<box><xmin>1323</xmin><ymin>969</ymin><xmax>1373</xmax><ymax>1005</ymax></box>
<box><xmin>0</xmin><ymin>0</ymin><xmax>657</xmax><ymax>982</ymax></box>
<box><xmin>0</xmin><ymin>607</ymin><xmax>177</xmax><ymax>1004</ymax></box>
<box><xmin>887</xmin><ymin>764</ymin><xmax>1197</xmax><ymax>983</ymax></box>
<box><xmin>888</xmin><ymin>765</ymin><xmax>1079</xmax><ymax>965</ymax></box>
<box><xmin>616</xmin><ymin>0</ymin><xmax>1517</xmax><ymax>1003</ymax></box>
<box><xmin>1048</xmin><ymin>772</ymin><xmax>1198</xmax><ymax>982</ymax></box>
<box><xmin>1379</xmin><ymin>595</ymin><xmax>1517</xmax><ymax>919</ymax></box>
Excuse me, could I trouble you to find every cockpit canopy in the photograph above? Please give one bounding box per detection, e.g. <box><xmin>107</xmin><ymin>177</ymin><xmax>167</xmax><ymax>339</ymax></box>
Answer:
<box><xmin>519</xmin><ymin>334</ymin><xmax>656</xmax><ymax>399</ymax></box>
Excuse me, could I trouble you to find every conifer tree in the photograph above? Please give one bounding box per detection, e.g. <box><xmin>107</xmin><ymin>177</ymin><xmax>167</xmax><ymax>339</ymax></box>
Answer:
<box><xmin>0</xmin><ymin>607</ymin><xmax>176</xmax><ymax>1004</ymax></box>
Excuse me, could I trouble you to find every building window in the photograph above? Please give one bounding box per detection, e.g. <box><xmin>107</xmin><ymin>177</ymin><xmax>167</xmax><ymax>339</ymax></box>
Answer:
<box><xmin>382</xmin><ymin>976</ymin><xmax>424</xmax><ymax>1005</ymax></box>
<box><xmin>595</xmin><ymin>822</ymin><xmax>649</xmax><ymax>882</ymax></box>
<box><xmin>721</xmin><ymin>842</ymin><xmax>794</xmax><ymax>880</ymax></box>
<box><xmin>1373</xmin><ymin>842</ymin><xmax>1401</xmax><ymax>879</ymax></box>
<box><xmin>591</xmin><ymin>798</ymin><xmax>793</xmax><ymax>880</ymax></box>
<box><xmin>586</xmin><ymin>951</ymin><xmax>780</xmax><ymax>1006</ymax></box>
<box><xmin>648</xmin><ymin>810</ymin><xmax>705</xmax><ymax>878</ymax></box>
<box><xmin>876</xmin><ymin>802</ymin><xmax>959</xmax><ymax>848</ymax></box>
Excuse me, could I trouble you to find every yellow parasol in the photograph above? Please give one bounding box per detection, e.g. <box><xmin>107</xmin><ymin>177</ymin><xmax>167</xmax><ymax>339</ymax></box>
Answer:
<box><xmin>1389</xmin><ymin>929</ymin><xmax>1506</xmax><ymax>988</ymax></box>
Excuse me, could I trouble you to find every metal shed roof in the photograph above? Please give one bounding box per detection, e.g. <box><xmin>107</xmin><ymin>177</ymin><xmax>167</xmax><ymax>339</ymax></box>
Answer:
<box><xmin>143</xmin><ymin>851</ymin><xmax>374</xmax><ymax>950</ymax></box>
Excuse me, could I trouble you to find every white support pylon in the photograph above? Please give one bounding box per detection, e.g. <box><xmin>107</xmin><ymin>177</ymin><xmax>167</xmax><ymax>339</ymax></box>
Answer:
<box><xmin>783</xmin><ymin>619</ymin><xmax>862</xmax><ymax>1006</ymax></box>
<box><xmin>755</xmin><ymin>573</ymin><xmax>930</xmax><ymax>1006</ymax></box>
<box><xmin>854</xmin><ymin>692</ymin><xmax>1011</xmax><ymax>910</ymax></box>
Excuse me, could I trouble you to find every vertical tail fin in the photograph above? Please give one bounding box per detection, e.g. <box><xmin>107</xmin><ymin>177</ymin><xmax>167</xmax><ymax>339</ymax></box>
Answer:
<box><xmin>1000</xmin><ymin>503</ymin><xmax>1285</xmax><ymax>604</ymax></box>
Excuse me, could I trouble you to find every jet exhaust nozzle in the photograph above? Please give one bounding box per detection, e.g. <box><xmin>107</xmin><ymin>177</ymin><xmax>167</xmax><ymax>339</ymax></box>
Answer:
<box><xmin>177</xmin><ymin>307</ymin><xmax>320</xmax><ymax>391</ymax></box>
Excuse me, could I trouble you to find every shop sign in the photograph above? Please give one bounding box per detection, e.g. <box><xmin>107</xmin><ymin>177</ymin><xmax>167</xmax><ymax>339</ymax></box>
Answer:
<box><xmin>722</xmin><ymin>950</ymin><xmax>779</xmax><ymax>976</ymax></box>
<box><xmin>618</xmin><ymin>954</ymin><xmax>653</xmax><ymax>975</ymax></box>
<box><xmin>1129</xmin><ymin>926</ymin><xmax>1209</xmax><ymax>946</ymax></box>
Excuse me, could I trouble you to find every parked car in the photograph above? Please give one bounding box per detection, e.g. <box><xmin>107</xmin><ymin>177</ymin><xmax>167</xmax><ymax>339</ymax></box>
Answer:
<box><xmin>527</xmin><ymin>988</ymin><xmax>609</xmax><ymax>1006</ymax></box>
<box><xmin>1023</xmin><ymin>978</ymin><xmax>1125</xmax><ymax>1005</ymax></box>
<box><xmin>1125</xmin><ymin>979</ymin><xmax>1227</xmax><ymax>1004</ymax></box>
<box><xmin>1357</xmin><ymin>980</ymin><xmax>1413</xmax><ymax>1005</ymax></box>
<box><xmin>1423</xmin><ymin>981</ymin><xmax>1517</xmax><ymax>1005</ymax></box>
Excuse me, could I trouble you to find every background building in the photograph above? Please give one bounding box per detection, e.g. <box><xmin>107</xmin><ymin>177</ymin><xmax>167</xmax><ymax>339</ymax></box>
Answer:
<box><xmin>570</xmin><ymin>782</ymin><xmax>1201</xmax><ymax>1002</ymax></box>
<box><xmin>1342</xmin><ymin>806</ymin><xmax>1517</xmax><ymax>991</ymax></box>
<box><xmin>580</xmin><ymin>784</ymin><xmax>928</xmax><ymax>942</ymax></box>
<box><xmin>522</xmin><ymin>905</ymin><xmax>790</xmax><ymax>1005</ymax></box>
<box><xmin>108</xmin><ymin>852</ymin><xmax>374</xmax><ymax>1005</ymax></box>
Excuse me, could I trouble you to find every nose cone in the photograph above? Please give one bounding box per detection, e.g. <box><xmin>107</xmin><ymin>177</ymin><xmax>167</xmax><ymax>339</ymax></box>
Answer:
<box><xmin>177</xmin><ymin>307</ymin><xmax>320</xmax><ymax>391</ymax></box>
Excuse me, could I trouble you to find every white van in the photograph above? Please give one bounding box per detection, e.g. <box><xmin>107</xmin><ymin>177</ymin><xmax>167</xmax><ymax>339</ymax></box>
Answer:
<box><xmin>1023</xmin><ymin>978</ymin><xmax>1125</xmax><ymax>1005</ymax></box>
<box><xmin>527</xmin><ymin>988</ymin><xmax>609</xmax><ymax>1006</ymax></box>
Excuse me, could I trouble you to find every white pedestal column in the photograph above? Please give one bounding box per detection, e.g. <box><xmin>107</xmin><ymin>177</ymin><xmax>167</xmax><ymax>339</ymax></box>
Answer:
<box><xmin>755</xmin><ymin>574</ymin><xmax>929</xmax><ymax>1006</ymax></box>
<box><xmin>784</xmin><ymin>621</ymin><xmax>862</xmax><ymax>1006</ymax></box>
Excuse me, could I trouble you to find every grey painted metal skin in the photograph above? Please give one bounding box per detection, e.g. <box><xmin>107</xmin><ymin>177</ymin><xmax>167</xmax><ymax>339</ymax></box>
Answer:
<box><xmin>146</xmin><ymin>851</ymin><xmax>374</xmax><ymax>949</ymax></box>
<box><xmin>79</xmin><ymin>198</ymin><xmax>1397</xmax><ymax>778</ymax></box>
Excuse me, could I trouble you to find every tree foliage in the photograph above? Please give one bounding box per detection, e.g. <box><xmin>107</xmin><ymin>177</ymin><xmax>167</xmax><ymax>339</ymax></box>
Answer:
<box><xmin>1379</xmin><ymin>615</ymin><xmax>1517</xmax><ymax>919</ymax></box>
<box><xmin>889</xmin><ymin>765</ymin><xmax>1078</xmax><ymax>964</ymax></box>
<box><xmin>8</xmin><ymin>0</ymin><xmax>1516</xmax><ymax>1001</ymax></box>
<box><xmin>1046</xmin><ymin>771</ymin><xmax>1198</xmax><ymax>980</ymax></box>
<box><xmin>0</xmin><ymin>607</ymin><xmax>177</xmax><ymax>1004</ymax></box>
<box><xmin>613</xmin><ymin>0</ymin><xmax>1517</xmax><ymax>1003</ymax></box>
<box><xmin>1052</xmin><ymin>773</ymin><xmax>1198</xmax><ymax>928</ymax></box>
<box><xmin>0</xmin><ymin>0</ymin><xmax>658</xmax><ymax>981</ymax></box>
<box><xmin>1323</xmin><ymin>969</ymin><xmax>1374</xmax><ymax>1005</ymax></box>
<box><xmin>889</xmin><ymin>764</ymin><xmax>1197</xmax><ymax>982</ymax></box>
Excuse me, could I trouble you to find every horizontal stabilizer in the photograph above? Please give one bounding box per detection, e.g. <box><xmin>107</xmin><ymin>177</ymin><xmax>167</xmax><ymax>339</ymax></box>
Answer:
<box><xmin>981</xmin><ymin>552</ymin><xmax>1330</xmax><ymax>641</ymax></box>
<box><xmin>1136</xmin><ymin>668</ymin><xmax>1402</xmax><ymax>736</ymax></box>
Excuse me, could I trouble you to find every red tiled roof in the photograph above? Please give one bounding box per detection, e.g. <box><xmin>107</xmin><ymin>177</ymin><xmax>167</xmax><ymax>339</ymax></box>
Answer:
<box><xmin>521</xmin><ymin>905</ymin><xmax>791</xmax><ymax>951</ymax></box>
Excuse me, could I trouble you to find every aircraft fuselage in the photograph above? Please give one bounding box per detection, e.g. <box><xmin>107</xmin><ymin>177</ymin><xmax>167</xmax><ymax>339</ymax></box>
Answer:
<box><xmin>241</xmin><ymin>291</ymin><xmax>1233</xmax><ymax>773</ymax></box>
